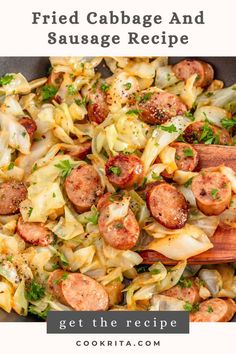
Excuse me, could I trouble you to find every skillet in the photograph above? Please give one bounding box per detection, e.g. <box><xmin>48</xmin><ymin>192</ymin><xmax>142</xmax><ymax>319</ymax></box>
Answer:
<box><xmin>0</xmin><ymin>56</ymin><xmax>235</xmax><ymax>321</ymax></box>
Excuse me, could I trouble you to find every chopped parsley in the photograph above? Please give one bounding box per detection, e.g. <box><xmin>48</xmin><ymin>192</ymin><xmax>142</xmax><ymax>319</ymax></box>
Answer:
<box><xmin>221</xmin><ymin>117</ymin><xmax>236</xmax><ymax>129</ymax></box>
<box><xmin>136</xmin><ymin>265</ymin><xmax>149</xmax><ymax>273</ymax></box>
<box><xmin>124</xmin><ymin>82</ymin><xmax>132</xmax><ymax>90</ymax></box>
<box><xmin>85</xmin><ymin>208</ymin><xmax>99</xmax><ymax>225</ymax></box>
<box><xmin>101</xmin><ymin>82</ymin><xmax>110</xmax><ymax>92</ymax></box>
<box><xmin>184</xmin><ymin>301</ymin><xmax>199</xmax><ymax>313</ymax></box>
<box><xmin>52</xmin><ymin>192</ymin><xmax>56</xmax><ymax>198</ymax></box>
<box><xmin>183</xmin><ymin>148</ymin><xmax>194</xmax><ymax>157</ymax></box>
<box><xmin>29</xmin><ymin>305</ymin><xmax>50</xmax><ymax>320</ymax></box>
<box><xmin>184</xmin><ymin>177</ymin><xmax>193</xmax><ymax>188</ymax></box>
<box><xmin>41</xmin><ymin>85</ymin><xmax>58</xmax><ymax>101</ymax></box>
<box><xmin>7</xmin><ymin>255</ymin><xmax>13</xmax><ymax>262</ymax></box>
<box><xmin>151</xmin><ymin>171</ymin><xmax>163</xmax><ymax>181</ymax></box>
<box><xmin>7</xmin><ymin>162</ymin><xmax>14</xmax><ymax>170</ymax></box>
<box><xmin>55</xmin><ymin>159</ymin><xmax>73</xmax><ymax>179</ymax></box>
<box><xmin>28</xmin><ymin>207</ymin><xmax>33</xmax><ymax>217</ymax></box>
<box><xmin>160</xmin><ymin>124</ymin><xmax>177</xmax><ymax>133</ymax></box>
<box><xmin>22</xmin><ymin>132</ymin><xmax>27</xmax><ymax>138</ymax></box>
<box><xmin>126</xmin><ymin>109</ymin><xmax>142</xmax><ymax>115</ymax></box>
<box><xmin>200</xmin><ymin>122</ymin><xmax>219</xmax><ymax>145</ymax></box>
<box><xmin>53</xmin><ymin>272</ymin><xmax>68</xmax><ymax>284</ymax></box>
<box><xmin>26</xmin><ymin>280</ymin><xmax>45</xmax><ymax>302</ymax></box>
<box><xmin>206</xmin><ymin>92</ymin><xmax>214</xmax><ymax>97</ymax></box>
<box><xmin>140</xmin><ymin>92</ymin><xmax>153</xmax><ymax>103</ymax></box>
<box><xmin>178</xmin><ymin>276</ymin><xmax>192</xmax><ymax>289</ymax></box>
<box><xmin>0</xmin><ymin>74</ymin><xmax>14</xmax><ymax>86</ymax></box>
<box><xmin>184</xmin><ymin>111</ymin><xmax>195</xmax><ymax>121</ymax></box>
<box><xmin>75</xmin><ymin>96</ymin><xmax>87</xmax><ymax>106</ymax></box>
<box><xmin>141</xmin><ymin>177</ymin><xmax>147</xmax><ymax>188</ymax></box>
<box><xmin>67</xmin><ymin>84</ymin><xmax>77</xmax><ymax>95</ymax></box>
<box><xmin>32</xmin><ymin>163</ymin><xmax>38</xmax><ymax>173</ymax></box>
<box><xmin>109</xmin><ymin>166</ymin><xmax>121</xmax><ymax>176</ymax></box>
<box><xmin>211</xmin><ymin>188</ymin><xmax>219</xmax><ymax>199</ymax></box>
<box><xmin>207</xmin><ymin>305</ymin><xmax>214</xmax><ymax>313</ymax></box>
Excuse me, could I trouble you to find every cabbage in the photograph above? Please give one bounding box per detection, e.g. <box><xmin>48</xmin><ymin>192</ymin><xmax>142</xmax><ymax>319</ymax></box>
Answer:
<box><xmin>173</xmin><ymin>170</ymin><xmax>198</xmax><ymax>185</ymax></box>
<box><xmin>198</xmin><ymin>269</ymin><xmax>222</xmax><ymax>296</ymax></box>
<box><xmin>177</xmin><ymin>185</ymin><xmax>196</xmax><ymax>207</ymax></box>
<box><xmin>147</xmin><ymin>224</ymin><xmax>213</xmax><ymax>260</ymax></box>
<box><xmin>1</xmin><ymin>96</ymin><xmax>24</xmax><ymax>116</ymax></box>
<box><xmin>0</xmin><ymin>233</ymin><xmax>25</xmax><ymax>255</ymax></box>
<box><xmin>197</xmin><ymin>84</ymin><xmax>236</xmax><ymax>113</ymax></box>
<box><xmin>157</xmin><ymin>261</ymin><xmax>187</xmax><ymax>292</ymax></box>
<box><xmin>0</xmin><ymin>73</ymin><xmax>30</xmax><ymax>96</ymax></box>
<box><xmin>220</xmin><ymin>166</ymin><xmax>236</xmax><ymax>193</ymax></box>
<box><xmin>0</xmin><ymin>131</ymin><xmax>12</xmax><ymax>168</ymax></box>
<box><xmin>126</xmin><ymin>62</ymin><xmax>156</xmax><ymax>79</ymax></box>
<box><xmin>25</xmin><ymin>181</ymin><xmax>65</xmax><ymax>223</ymax></box>
<box><xmin>220</xmin><ymin>195</ymin><xmax>236</xmax><ymax>227</ymax></box>
<box><xmin>0</xmin><ymin>260</ymin><xmax>19</xmax><ymax>287</ymax></box>
<box><xmin>159</xmin><ymin>146</ymin><xmax>177</xmax><ymax>174</ymax></box>
<box><xmin>105</xmin><ymin>198</ymin><xmax>130</xmax><ymax>225</ymax></box>
<box><xmin>0</xmin><ymin>112</ymin><xmax>30</xmax><ymax>154</ymax></box>
<box><xmin>150</xmin><ymin>295</ymin><xmax>185</xmax><ymax>311</ymax></box>
<box><xmin>141</xmin><ymin>115</ymin><xmax>191</xmax><ymax>172</ymax></box>
<box><xmin>0</xmin><ymin>281</ymin><xmax>13</xmax><ymax>313</ymax></box>
<box><xmin>189</xmin><ymin>215</ymin><xmax>219</xmax><ymax>237</ymax></box>
<box><xmin>179</xmin><ymin>74</ymin><xmax>203</xmax><ymax>108</ymax></box>
<box><xmin>36</xmin><ymin>104</ymin><xmax>55</xmax><ymax>134</ymax></box>
<box><xmin>29</xmin><ymin>247</ymin><xmax>53</xmax><ymax>281</ymax></box>
<box><xmin>13</xmin><ymin>279</ymin><xmax>28</xmax><ymax>316</ymax></box>
<box><xmin>51</xmin><ymin>206</ymin><xmax>84</xmax><ymax>241</ymax></box>
<box><xmin>99</xmin><ymin>268</ymin><xmax>124</xmax><ymax>286</ymax></box>
<box><xmin>194</xmin><ymin>106</ymin><xmax>230</xmax><ymax>127</ymax></box>
<box><xmin>155</xmin><ymin>66</ymin><xmax>179</xmax><ymax>89</ymax></box>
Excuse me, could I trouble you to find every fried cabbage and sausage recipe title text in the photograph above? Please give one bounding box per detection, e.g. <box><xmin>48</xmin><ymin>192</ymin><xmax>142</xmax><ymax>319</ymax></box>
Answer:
<box><xmin>32</xmin><ymin>10</ymin><xmax>205</xmax><ymax>48</ymax></box>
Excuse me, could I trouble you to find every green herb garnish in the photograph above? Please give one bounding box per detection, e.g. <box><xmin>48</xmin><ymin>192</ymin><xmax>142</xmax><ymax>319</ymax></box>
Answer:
<box><xmin>183</xmin><ymin>148</ymin><xmax>194</xmax><ymax>157</ymax></box>
<box><xmin>124</xmin><ymin>82</ymin><xmax>132</xmax><ymax>90</ymax></box>
<box><xmin>160</xmin><ymin>124</ymin><xmax>177</xmax><ymax>133</ymax></box>
<box><xmin>109</xmin><ymin>166</ymin><xmax>121</xmax><ymax>176</ymax></box>
<box><xmin>0</xmin><ymin>74</ymin><xmax>14</xmax><ymax>86</ymax></box>
<box><xmin>26</xmin><ymin>280</ymin><xmax>45</xmax><ymax>302</ymax></box>
<box><xmin>7</xmin><ymin>162</ymin><xmax>14</xmax><ymax>171</ymax></box>
<box><xmin>101</xmin><ymin>83</ymin><xmax>110</xmax><ymax>92</ymax></box>
<box><xmin>41</xmin><ymin>85</ymin><xmax>58</xmax><ymax>101</ymax></box>
<box><xmin>55</xmin><ymin>160</ymin><xmax>73</xmax><ymax>179</ymax></box>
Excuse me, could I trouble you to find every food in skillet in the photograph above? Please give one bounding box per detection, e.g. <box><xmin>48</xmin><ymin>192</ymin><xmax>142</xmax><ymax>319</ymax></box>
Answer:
<box><xmin>0</xmin><ymin>57</ymin><xmax>236</xmax><ymax>321</ymax></box>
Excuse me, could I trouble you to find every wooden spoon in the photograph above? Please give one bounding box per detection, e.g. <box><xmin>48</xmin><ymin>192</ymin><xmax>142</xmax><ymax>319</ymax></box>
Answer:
<box><xmin>140</xmin><ymin>144</ymin><xmax>236</xmax><ymax>265</ymax></box>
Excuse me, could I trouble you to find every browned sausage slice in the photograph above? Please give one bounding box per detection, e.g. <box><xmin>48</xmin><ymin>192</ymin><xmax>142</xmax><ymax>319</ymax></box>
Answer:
<box><xmin>191</xmin><ymin>171</ymin><xmax>231</xmax><ymax>216</ymax></box>
<box><xmin>173</xmin><ymin>59</ymin><xmax>214</xmax><ymax>88</ymax></box>
<box><xmin>64</xmin><ymin>142</ymin><xmax>91</xmax><ymax>160</ymax></box>
<box><xmin>48</xmin><ymin>271</ymin><xmax>109</xmax><ymax>311</ymax></box>
<box><xmin>190</xmin><ymin>298</ymin><xmax>236</xmax><ymax>322</ymax></box>
<box><xmin>87</xmin><ymin>84</ymin><xmax>109</xmax><ymax>124</ymax></box>
<box><xmin>146</xmin><ymin>183</ymin><xmax>188</xmax><ymax>229</ymax></box>
<box><xmin>183</xmin><ymin>121</ymin><xmax>232</xmax><ymax>145</ymax></box>
<box><xmin>105</xmin><ymin>154</ymin><xmax>144</xmax><ymax>189</ymax></box>
<box><xmin>0</xmin><ymin>181</ymin><xmax>27</xmax><ymax>215</ymax></box>
<box><xmin>135</xmin><ymin>91</ymin><xmax>187</xmax><ymax>125</ymax></box>
<box><xmin>19</xmin><ymin>117</ymin><xmax>37</xmax><ymax>141</ymax></box>
<box><xmin>65</xmin><ymin>164</ymin><xmax>103</xmax><ymax>213</ymax></box>
<box><xmin>161</xmin><ymin>279</ymin><xmax>201</xmax><ymax>304</ymax></box>
<box><xmin>98</xmin><ymin>202</ymin><xmax>140</xmax><ymax>250</ymax></box>
<box><xmin>17</xmin><ymin>216</ymin><xmax>53</xmax><ymax>246</ymax></box>
<box><xmin>170</xmin><ymin>142</ymin><xmax>199</xmax><ymax>171</ymax></box>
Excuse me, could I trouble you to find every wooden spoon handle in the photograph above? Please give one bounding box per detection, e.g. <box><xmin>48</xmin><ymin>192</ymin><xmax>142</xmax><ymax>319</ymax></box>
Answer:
<box><xmin>140</xmin><ymin>226</ymin><xmax>236</xmax><ymax>265</ymax></box>
<box><xmin>194</xmin><ymin>144</ymin><xmax>236</xmax><ymax>172</ymax></box>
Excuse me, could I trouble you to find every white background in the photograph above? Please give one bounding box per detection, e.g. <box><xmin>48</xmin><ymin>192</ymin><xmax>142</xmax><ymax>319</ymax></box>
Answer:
<box><xmin>0</xmin><ymin>0</ymin><xmax>236</xmax><ymax>352</ymax></box>
<box><xmin>0</xmin><ymin>0</ymin><xmax>235</xmax><ymax>55</ymax></box>
<box><xmin>0</xmin><ymin>322</ymin><xmax>235</xmax><ymax>353</ymax></box>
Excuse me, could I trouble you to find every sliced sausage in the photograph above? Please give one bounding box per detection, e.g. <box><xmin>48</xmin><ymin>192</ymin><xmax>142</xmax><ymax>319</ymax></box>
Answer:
<box><xmin>191</xmin><ymin>171</ymin><xmax>232</xmax><ymax>216</ymax></box>
<box><xmin>98</xmin><ymin>202</ymin><xmax>140</xmax><ymax>250</ymax></box>
<box><xmin>183</xmin><ymin>121</ymin><xmax>232</xmax><ymax>145</ymax></box>
<box><xmin>48</xmin><ymin>270</ymin><xmax>109</xmax><ymax>311</ymax></box>
<box><xmin>63</xmin><ymin>141</ymin><xmax>91</xmax><ymax>160</ymax></box>
<box><xmin>0</xmin><ymin>181</ymin><xmax>27</xmax><ymax>215</ymax></box>
<box><xmin>136</xmin><ymin>91</ymin><xmax>187</xmax><ymax>125</ymax></box>
<box><xmin>146</xmin><ymin>183</ymin><xmax>188</xmax><ymax>229</ymax></box>
<box><xmin>190</xmin><ymin>298</ymin><xmax>236</xmax><ymax>322</ymax></box>
<box><xmin>105</xmin><ymin>154</ymin><xmax>144</xmax><ymax>189</ymax></box>
<box><xmin>17</xmin><ymin>216</ymin><xmax>53</xmax><ymax>246</ymax></box>
<box><xmin>161</xmin><ymin>279</ymin><xmax>201</xmax><ymax>304</ymax></box>
<box><xmin>172</xmin><ymin>59</ymin><xmax>214</xmax><ymax>88</ymax></box>
<box><xmin>170</xmin><ymin>142</ymin><xmax>199</xmax><ymax>171</ymax></box>
<box><xmin>87</xmin><ymin>85</ymin><xmax>109</xmax><ymax>124</ymax></box>
<box><xmin>97</xmin><ymin>192</ymin><xmax>125</xmax><ymax>210</ymax></box>
<box><xmin>65</xmin><ymin>164</ymin><xmax>103</xmax><ymax>213</ymax></box>
<box><xmin>19</xmin><ymin>117</ymin><xmax>37</xmax><ymax>141</ymax></box>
